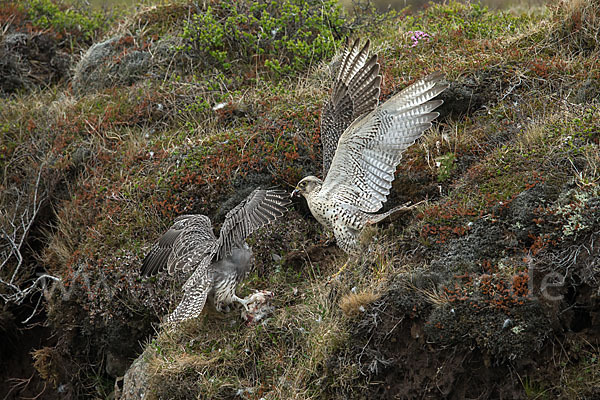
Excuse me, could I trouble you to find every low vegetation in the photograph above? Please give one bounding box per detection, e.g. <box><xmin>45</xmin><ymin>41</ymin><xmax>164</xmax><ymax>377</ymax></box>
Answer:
<box><xmin>0</xmin><ymin>0</ymin><xmax>598</xmax><ymax>399</ymax></box>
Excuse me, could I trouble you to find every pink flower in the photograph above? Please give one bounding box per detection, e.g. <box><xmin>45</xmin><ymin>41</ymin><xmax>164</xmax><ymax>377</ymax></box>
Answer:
<box><xmin>407</xmin><ymin>30</ymin><xmax>431</xmax><ymax>47</ymax></box>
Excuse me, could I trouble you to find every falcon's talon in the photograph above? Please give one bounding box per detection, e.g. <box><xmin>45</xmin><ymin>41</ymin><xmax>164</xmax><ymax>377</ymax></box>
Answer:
<box><xmin>405</xmin><ymin>199</ymin><xmax>425</xmax><ymax>210</ymax></box>
<box><xmin>233</xmin><ymin>295</ymin><xmax>251</xmax><ymax>311</ymax></box>
<box><xmin>318</xmin><ymin>235</ymin><xmax>336</xmax><ymax>247</ymax></box>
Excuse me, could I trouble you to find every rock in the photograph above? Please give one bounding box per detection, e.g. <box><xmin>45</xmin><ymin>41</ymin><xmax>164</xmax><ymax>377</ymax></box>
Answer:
<box><xmin>71</xmin><ymin>146</ymin><xmax>92</xmax><ymax>169</ymax></box>
<box><xmin>71</xmin><ymin>34</ymin><xmax>184</xmax><ymax>95</ymax></box>
<box><xmin>573</xmin><ymin>79</ymin><xmax>600</xmax><ymax>104</ymax></box>
<box><xmin>436</xmin><ymin>68</ymin><xmax>505</xmax><ymax>120</ymax></box>
<box><xmin>0</xmin><ymin>32</ymin><xmax>71</xmax><ymax>94</ymax></box>
<box><xmin>120</xmin><ymin>348</ymin><xmax>151</xmax><ymax>400</ymax></box>
<box><xmin>72</xmin><ymin>36</ymin><xmax>151</xmax><ymax>94</ymax></box>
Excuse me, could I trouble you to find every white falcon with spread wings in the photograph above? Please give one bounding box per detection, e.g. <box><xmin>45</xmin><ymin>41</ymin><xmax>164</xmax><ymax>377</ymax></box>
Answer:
<box><xmin>293</xmin><ymin>38</ymin><xmax>447</xmax><ymax>253</ymax></box>
<box><xmin>142</xmin><ymin>189</ymin><xmax>290</xmax><ymax>323</ymax></box>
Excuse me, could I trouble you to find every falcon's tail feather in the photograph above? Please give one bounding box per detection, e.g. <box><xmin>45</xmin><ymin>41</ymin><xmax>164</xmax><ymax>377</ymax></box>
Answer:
<box><xmin>166</xmin><ymin>283</ymin><xmax>211</xmax><ymax>323</ymax></box>
<box><xmin>367</xmin><ymin>200</ymin><xmax>425</xmax><ymax>224</ymax></box>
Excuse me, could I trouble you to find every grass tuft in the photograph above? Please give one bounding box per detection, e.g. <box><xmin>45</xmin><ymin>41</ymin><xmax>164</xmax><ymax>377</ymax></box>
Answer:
<box><xmin>554</xmin><ymin>0</ymin><xmax>600</xmax><ymax>53</ymax></box>
<box><xmin>339</xmin><ymin>290</ymin><xmax>380</xmax><ymax>316</ymax></box>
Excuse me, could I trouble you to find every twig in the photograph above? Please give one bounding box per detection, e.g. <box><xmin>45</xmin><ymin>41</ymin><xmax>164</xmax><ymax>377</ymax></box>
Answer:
<box><xmin>0</xmin><ymin>161</ymin><xmax>60</xmax><ymax>319</ymax></box>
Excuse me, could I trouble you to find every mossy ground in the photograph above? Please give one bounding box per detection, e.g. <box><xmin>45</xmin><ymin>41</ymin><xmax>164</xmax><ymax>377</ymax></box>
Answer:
<box><xmin>0</xmin><ymin>0</ymin><xmax>599</xmax><ymax>399</ymax></box>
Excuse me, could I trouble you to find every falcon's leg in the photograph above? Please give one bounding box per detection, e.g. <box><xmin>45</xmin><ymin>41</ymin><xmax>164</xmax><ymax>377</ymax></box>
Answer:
<box><xmin>318</xmin><ymin>230</ymin><xmax>336</xmax><ymax>247</ymax></box>
<box><xmin>214</xmin><ymin>301</ymin><xmax>232</xmax><ymax>313</ymax></box>
<box><xmin>326</xmin><ymin>256</ymin><xmax>355</xmax><ymax>284</ymax></box>
<box><xmin>233</xmin><ymin>291</ymin><xmax>273</xmax><ymax>310</ymax></box>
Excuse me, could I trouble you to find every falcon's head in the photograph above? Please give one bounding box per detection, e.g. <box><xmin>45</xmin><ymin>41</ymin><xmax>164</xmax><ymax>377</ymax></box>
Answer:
<box><xmin>292</xmin><ymin>176</ymin><xmax>323</xmax><ymax>198</ymax></box>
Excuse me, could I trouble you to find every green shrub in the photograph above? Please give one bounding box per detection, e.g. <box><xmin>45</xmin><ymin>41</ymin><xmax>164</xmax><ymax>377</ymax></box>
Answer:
<box><xmin>25</xmin><ymin>0</ymin><xmax>110</xmax><ymax>45</ymax></box>
<box><xmin>180</xmin><ymin>0</ymin><xmax>346</xmax><ymax>76</ymax></box>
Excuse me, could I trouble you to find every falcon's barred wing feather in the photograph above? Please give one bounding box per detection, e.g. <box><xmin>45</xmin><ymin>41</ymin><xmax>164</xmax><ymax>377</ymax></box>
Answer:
<box><xmin>168</xmin><ymin>216</ymin><xmax>217</xmax><ymax>274</ymax></box>
<box><xmin>216</xmin><ymin>189</ymin><xmax>291</xmax><ymax>260</ymax></box>
<box><xmin>140</xmin><ymin>215</ymin><xmax>217</xmax><ymax>277</ymax></box>
<box><xmin>167</xmin><ymin>269</ymin><xmax>214</xmax><ymax>323</ymax></box>
<box><xmin>320</xmin><ymin>73</ymin><xmax>448</xmax><ymax>213</ymax></box>
<box><xmin>181</xmin><ymin>252</ymin><xmax>214</xmax><ymax>292</ymax></box>
<box><xmin>321</xmin><ymin>38</ymin><xmax>382</xmax><ymax>177</ymax></box>
<box><xmin>141</xmin><ymin>227</ymin><xmax>181</xmax><ymax>277</ymax></box>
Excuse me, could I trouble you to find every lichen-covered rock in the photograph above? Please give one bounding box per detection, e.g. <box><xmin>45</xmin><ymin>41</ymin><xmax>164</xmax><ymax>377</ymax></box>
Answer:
<box><xmin>71</xmin><ymin>32</ymin><xmax>188</xmax><ymax>95</ymax></box>
<box><xmin>72</xmin><ymin>35</ymin><xmax>152</xmax><ymax>94</ymax></box>
<box><xmin>573</xmin><ymin>78</ymin><xmax>600</xmax><ymax>104</ymax></box>
<box><xmin>0</xmin><ymin>32</ymin><xmax>71</xmax><ymax>94</ymax></box>
<box><xmin>120</xmin><ymin>349</ymin><xmax>151</xmax><ymax>400</ymax></box>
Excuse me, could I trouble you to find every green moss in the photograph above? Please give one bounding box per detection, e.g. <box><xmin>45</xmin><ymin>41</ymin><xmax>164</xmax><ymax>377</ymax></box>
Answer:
<box><xmin>436</xmin><ymin>152</ymin><xmax>456</xmax><ymax>182</ymax></box>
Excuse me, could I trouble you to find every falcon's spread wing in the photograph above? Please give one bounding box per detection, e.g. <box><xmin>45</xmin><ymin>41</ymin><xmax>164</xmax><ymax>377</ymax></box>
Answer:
<box><xmin>320</xmin><ymin>72</ymin><xmax>447</xmax><ymax>213</ymax></box>
<box><xmin>216</xmin><ymin>189</ymin><xmax>291</xmax><ymax>260</ymax></box>
<box><xmin>321</xmin><ymin>38</ymin><xmax>382</xmax><ymax>178</ymax></box>
<box><xmin>141</xmin><ymin>215</ymin><xmax>217</xmax><ymax>276</ymax></box>
<box><xmin>166</xmin><ymin>251</ymin><xmax>214</xmax><ymax>323</ymax></box>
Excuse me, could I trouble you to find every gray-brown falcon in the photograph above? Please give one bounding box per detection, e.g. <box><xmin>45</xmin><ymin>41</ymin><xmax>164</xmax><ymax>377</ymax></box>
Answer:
<box><xmin>142</xmin><ymin>189</ymin><xmax>291</xmax><ymax>323</ymax></box>
<box><xmin>292</xmin><ymin>38</ymin><xmax>448</xmax><ymax>254</ymax></box>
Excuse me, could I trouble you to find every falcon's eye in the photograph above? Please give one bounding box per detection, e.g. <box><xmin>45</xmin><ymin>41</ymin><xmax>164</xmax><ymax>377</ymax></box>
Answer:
<box><xmin>300</xmin><ymin>181</ymin><xmax>306</xmax><ymax>188</ymax></box>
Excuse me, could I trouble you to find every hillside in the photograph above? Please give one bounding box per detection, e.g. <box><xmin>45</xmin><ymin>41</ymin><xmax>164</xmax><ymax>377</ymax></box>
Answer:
<box><xmin>0</xmin><ymin>0</ymin><xmax>599</xmax><ymax>399</ymax></box>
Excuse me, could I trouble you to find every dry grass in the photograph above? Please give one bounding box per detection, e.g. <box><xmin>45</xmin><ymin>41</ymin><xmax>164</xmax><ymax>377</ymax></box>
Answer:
<box><xmin>40</xmin><ymin>203</ymin><xmax>81</xmax><ymax>273</ymax></box>
<box><xmin>559</xmin><ymin>0</ymin><xmax>600</xmax><ymax>34</ymax></box>
<box><xmin>109</xmin><ymin>2</ymin><xmax>192</xmax><ymax>38</ymax></box>
<box><xmin>339</xmin><ymin>290</ymin><xmax>380</xmax><ymax>316</ymax></box>
<box><xmin>144</xmin><ymin>273</ymin><xmax>350</xmax><ymax>398</ymax></box>
<box><xmin>554</xmin><ymin>0</ymin><xmax>600</xmax><ymax>52</ymax></box>
<box><xmin>31</xmin><ymin>347</ymin><xmax>60</xmax><ymax>387</ymax></box>
<box><xmin>404</xmin><ymin>278</ymin><xmax>450</xmax><ymax>307</ymax></box>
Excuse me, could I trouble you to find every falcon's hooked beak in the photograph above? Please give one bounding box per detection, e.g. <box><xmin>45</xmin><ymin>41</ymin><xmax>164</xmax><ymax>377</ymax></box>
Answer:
<box><xmin>291</xmin><ymin>187</ymin><xmax>300</xmax><ymax>197</ymax></box>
